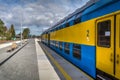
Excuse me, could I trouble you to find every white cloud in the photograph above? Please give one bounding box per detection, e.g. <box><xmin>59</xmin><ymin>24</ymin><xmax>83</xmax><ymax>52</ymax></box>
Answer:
<box><xmin>7</xmin><ymin>14</ymin><xmax>13</xmax><ymax>19</ymax></box>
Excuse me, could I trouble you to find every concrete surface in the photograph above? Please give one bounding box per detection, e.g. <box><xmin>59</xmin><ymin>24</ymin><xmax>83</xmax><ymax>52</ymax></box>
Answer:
<box><xmin>35</xmin><ymin>39</ymin><xmax>60</xmax><ymax>80</ymax></box>
<box><xmin>0</xmin><ymin>39</ymin><xmax>39</xmax><ymax>80</ymax></box>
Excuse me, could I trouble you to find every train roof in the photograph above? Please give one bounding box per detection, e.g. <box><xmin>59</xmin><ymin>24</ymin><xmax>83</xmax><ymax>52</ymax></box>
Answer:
<box><xmin>54</xmin><ymin>0</ymin><xmax>99</xmax><ymax>26</ymax></box>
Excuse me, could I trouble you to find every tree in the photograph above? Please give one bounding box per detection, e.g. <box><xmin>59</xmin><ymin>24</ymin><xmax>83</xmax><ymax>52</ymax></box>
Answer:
<box><xmin>9</xmin><ymin>24</ymin><xmax>16</xmax><ymax>39</ymax></box>
<box><xmin>0</xmin><ymin>19</ymin><xmax>8</xmax><ymax>40</ymax></box>
<box><xmin>6</xmin><ymin>32</ymin><xmax>11</xmax><ymax>40</ymax></box>
<box><xmin>22</xmin><ymin>28</ymin><xmax>30</xmax><ymax>39</ymax></box>
<box><xmin>0</xmin><ymin>19</ymin><xmax>16</xmax><ymax>40</ymax></box>
<box><xmin>0</xmin><ymin>19</ymin><xmax>5</xmax><ymax>37</ymax></box>
<box><xmin>4</xmin><ymin>26</ymin><xmax>8</xmax><ymax>32</ymax></box>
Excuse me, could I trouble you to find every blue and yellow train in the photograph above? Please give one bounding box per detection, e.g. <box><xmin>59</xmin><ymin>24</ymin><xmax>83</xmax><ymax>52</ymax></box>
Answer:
<box><xmin>41</xmin><ymin>0</ymin><xmax>120</xmax><ymax>79</ymax></box>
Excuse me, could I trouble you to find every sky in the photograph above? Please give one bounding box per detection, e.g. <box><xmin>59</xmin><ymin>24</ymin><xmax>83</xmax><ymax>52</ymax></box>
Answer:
<box><xmin>0</xmin><ymin>0</ymin><xmax>89</xmax><ymax>35</ymax></box>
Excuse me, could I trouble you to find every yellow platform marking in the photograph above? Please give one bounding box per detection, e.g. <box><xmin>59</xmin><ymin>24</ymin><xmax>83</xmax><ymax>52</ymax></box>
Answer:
<box><xmin>42</xmin><ymin>46</ymin><xmax>72</xmax><ymax>80</ymax></box>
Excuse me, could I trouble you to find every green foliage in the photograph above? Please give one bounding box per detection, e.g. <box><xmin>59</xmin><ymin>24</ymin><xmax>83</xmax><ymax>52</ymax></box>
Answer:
<box><xmin>0</xmin><ymin>19</ymin><xmax>5</xmax><ymax>37</ymax></box>
<box><xmin>9</xmin><ymin>24</ymin><xmax>16</xmax><ymax>39</ymax></box>
<box><xmin>0</xmin><ymin>19</ymin><xmax>16</xmax><ymax>40</ymax></box>
<box><xmin>22</xmin><ymin>28</ymin><xmax>30</xmax><ymax>39</ymax></box>
<box><xmin>0</xmin><ymin>19</ymin><xmax>4</xmax><ymax>27</ymax></box>
<box><xmin>6</xmin><ymin>32</ymin><xmax>11</xmax><ymax>40</ymax></box>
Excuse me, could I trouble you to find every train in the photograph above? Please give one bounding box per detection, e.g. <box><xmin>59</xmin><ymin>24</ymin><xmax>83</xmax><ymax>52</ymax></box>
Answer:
<box><xmin>41</xmin><ymin>0</ymin><xmax>120</xmax><ymax>79</ymax></box>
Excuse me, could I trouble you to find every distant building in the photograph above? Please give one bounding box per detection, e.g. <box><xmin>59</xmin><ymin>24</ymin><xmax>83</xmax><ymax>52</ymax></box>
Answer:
<box><xmin>16</xmin><ymin>34</ymin><xmax>21</xmax><ymax>38</ymax></box>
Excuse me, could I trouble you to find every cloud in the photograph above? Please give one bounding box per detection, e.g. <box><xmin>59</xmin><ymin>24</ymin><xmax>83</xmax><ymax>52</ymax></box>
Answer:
<box><xmin>0</xmin><ymin>0</ymin><xmax>89</xmax><ymax>35</ymax></box>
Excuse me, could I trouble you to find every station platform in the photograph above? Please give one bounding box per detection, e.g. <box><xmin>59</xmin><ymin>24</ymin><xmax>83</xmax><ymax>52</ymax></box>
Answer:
<box><xmin>35</xmin><ymin>39</ymin><xmax>60</xmax><ymax>80</ymax></box>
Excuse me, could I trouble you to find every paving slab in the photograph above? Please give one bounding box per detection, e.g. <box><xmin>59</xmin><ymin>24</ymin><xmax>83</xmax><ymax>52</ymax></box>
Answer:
<box><xmin>35</xmin><ymin>39</ymin><xmax>60</xmax><ymax>80</ymax></box>
<box><xmin>0</xmin><ymin>39</ymin><xmax>39</xmax><ymax>80</ymax></box>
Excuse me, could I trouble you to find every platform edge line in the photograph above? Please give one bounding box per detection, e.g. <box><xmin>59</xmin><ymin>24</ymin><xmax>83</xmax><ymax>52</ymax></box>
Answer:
<box><xmin>41</xmin><ymin>45</ymin><xmax>72</xmax><ymax>80</ymax></box>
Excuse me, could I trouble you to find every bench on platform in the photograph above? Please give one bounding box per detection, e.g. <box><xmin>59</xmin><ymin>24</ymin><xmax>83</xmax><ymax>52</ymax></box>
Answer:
<box><xmin>7</xmin><ymin>43</ymin><xmax>18</xmax><ymax>52</ymax></box>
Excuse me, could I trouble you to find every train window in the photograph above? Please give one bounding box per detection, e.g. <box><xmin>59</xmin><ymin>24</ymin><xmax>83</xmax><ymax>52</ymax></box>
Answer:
<box><xmin>59</xmin><ymin>26</ymin><xmax>62</xmax><ymax>30</ymax></box>
<box><xmin>73</xmin><ymin>44</ymin><xmax>81</xmax><ymax>59</ymax></box>
<box><xmin>74</xmin><ymin>18</ymin><xmax>81</xmax><ymax>24</ymax></box>
<box><xmin>59</xmin><ymin>42</ymin><xmax>63</xmax><ymax>50</ymax></box>
<box><xmin>97</xmin><ymin>20</ymin><xmax>111</xmax><ymax>48</ymax></box>
<box><xmin>50</xmin><ymin>41</ymin><xmax>52</xmax><ymax>45</ymax></box>
<box><xmin>55</xmin><ymin>41</ymin><xmax>57</xmax><ymax>47</ymax></box>
<box><xmin>57</xmin><ymin>27</ymin><xmax>58</xmax><ymax>30</ymax></box>
<box><xmin>60</xmin><ymin>25</ymin><xmax>64</xmax><ymax>30</ymax></box>
<box><xmin>56</xmin><ymin>41</ymin><xmax>59</xmax><ymax>48</ymax></box>
<box><xmin>51</xmin><ymin>41</ymin><xmax>54</xmax><ymax>46</ymax></box>
<box><xmin>69</xmin><ymin>20</ymin><xmax>74</xmax><ymax>26</ymax></box>
<box><xmin>58</xmin><ymin>27</ymin><xmax>60</xmax><ymax>30</ymax></box>
<box><xmin>65</xmin><ymin>22</ymin><xmax>70</xmax><ymax>27</ymax></box>
<box><xmin>53</xmin><ymin>41</ymin><xmax>55</xmax><ymax>46</ymax></box>
<box><xmin>64</xmin><ymin>43</ymin><xmax>70</xmax><ymax>54</ymax></box>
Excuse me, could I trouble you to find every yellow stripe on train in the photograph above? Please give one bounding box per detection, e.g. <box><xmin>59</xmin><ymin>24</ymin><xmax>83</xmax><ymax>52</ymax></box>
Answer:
<box><xmin>50</xmin><ymin>19</ymin><xmax>96</xmax><ymax>46</ymax></box>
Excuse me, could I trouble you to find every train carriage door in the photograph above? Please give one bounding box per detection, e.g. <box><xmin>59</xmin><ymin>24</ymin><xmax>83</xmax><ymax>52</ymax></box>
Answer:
<box><xmin>116</xmin><ymin>14</ymin><xmax>120</xmax><ymax>79</ymax></box>
<box><xmin>48</xmin><ymin>33</ymin><xmax>50</xmax><ymax>46</ymax></box>
<box><xmin>96</xmin><ymin>16</ymin><xmax>114</xmax><ymax>76</ymax></box>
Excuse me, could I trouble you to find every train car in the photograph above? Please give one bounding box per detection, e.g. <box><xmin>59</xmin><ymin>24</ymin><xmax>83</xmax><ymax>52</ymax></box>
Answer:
<box><xmin>41</xmin><ymin>0</ymin><xmax>120</xmax><ymax>79</ymax></box>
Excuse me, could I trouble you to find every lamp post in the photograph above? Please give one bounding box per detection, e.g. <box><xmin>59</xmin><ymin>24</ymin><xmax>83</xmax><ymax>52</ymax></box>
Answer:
<box><xmin>21</xmin><ymin>11</ymin><xmax>23</xmax><ymax>46</ymax></box>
